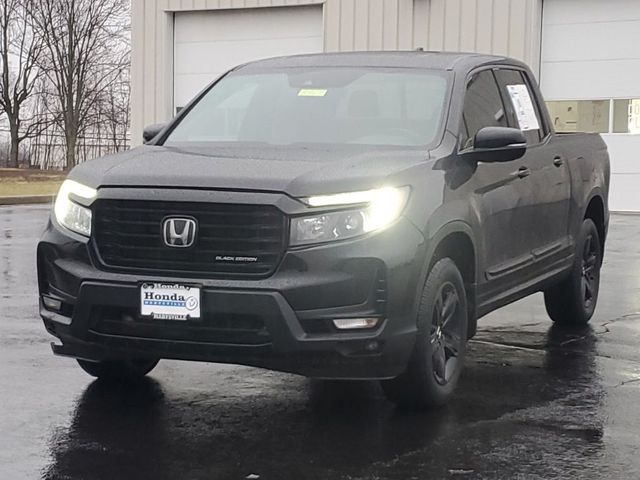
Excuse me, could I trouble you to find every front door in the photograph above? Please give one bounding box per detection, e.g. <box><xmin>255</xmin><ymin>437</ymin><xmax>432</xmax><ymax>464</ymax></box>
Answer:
<box><xmin>454</xmin><ymin>69</ymin><xmax>538</xmax><ymax>300</ymax></box>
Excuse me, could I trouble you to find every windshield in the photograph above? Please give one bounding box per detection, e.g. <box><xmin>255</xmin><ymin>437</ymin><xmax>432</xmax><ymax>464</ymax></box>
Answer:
<box><xmin>164</xmin><ymin>67</ymin><xmax>450</xmax><ymax>148</ymax></box>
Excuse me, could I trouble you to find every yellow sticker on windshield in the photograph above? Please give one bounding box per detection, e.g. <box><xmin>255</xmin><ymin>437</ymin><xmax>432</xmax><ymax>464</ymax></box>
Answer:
<box><xmin>298</xmin><ymin>88</ymin><xmax>327</xmax><ymax>97</ymax></box>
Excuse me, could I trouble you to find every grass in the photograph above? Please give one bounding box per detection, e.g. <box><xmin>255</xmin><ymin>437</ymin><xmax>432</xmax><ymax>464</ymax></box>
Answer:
<box><xmin>0</xmin><ymin>168</ymin><xmax>65</xmax><ymax>197</ymax></box>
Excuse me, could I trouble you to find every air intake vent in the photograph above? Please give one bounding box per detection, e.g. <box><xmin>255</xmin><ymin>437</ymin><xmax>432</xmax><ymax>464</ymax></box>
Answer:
<box><xmin>375</xmin><ymin>269</ymin><xmax>387</xmax><ymax>314</ymax></box>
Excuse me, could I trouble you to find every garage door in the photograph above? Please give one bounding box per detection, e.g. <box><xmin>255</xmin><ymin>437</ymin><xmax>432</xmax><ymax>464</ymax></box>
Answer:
<box><xmin>174</xmin><ymin>5</ymin><xmax>323</xmax><ymax>112</ymax></box>
<box><xmin>541</xmin><ymin>0</ymin><xmax>640</xmax><ymax>212</ymax></box>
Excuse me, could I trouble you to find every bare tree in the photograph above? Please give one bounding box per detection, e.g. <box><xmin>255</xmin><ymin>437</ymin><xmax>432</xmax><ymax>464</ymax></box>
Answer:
<box><xmin>30</xmin><ymin>0</ymin><xmax>128</xmax><ymax>169</ymax></box>
<box><xmin>0</xmin><ymin>0</ymin><xmax>43</xmax><ymax>168</ymax></box>
<box><xmin>102</xmin><ymin>73</ymin><xmax>130</xmax><ymax>152</ymax></box>
<box><xmin>102</xmin><ymin>54</ymin><xmax>131</xmax><ymax>153</ymax></box>
<box><xmin>85</xmin><ymin>31</ymin><xmax>130</xmax><ymax>155</ymax></box>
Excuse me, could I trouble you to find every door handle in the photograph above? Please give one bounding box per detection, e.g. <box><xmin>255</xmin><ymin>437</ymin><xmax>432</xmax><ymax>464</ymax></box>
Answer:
<box><xmin>515</xmin><ymin>166</ymin><xmax>531</xmax><ymax>178</ymax></box>
<box><xmin>553</xmin><ymin>156</ymin><xmax>564</xmax><ymax>167</ymax></box>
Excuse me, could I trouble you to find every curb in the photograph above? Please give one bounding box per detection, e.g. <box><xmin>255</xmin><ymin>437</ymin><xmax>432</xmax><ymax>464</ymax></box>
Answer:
<box><xmin>611</xmin><ymin>211</ymin><xmax>640</xmax><ymax>216</ymax></box>
<box><xmin>0</xmin><ymin>195</ymin><xmax>55</xmax><ymax>206</ymax></box>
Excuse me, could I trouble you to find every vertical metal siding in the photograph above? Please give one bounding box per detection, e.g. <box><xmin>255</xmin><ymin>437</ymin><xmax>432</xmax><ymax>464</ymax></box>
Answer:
<box><xmin>412</xmin><ymin>0</ymin><xmax>428</xmax><ymax>48</ymax></box>
<box><xmin>459</xmin><ymin>0</ymin><xmax>478</xmax><ymax>51</ymax></box>
<box><xmin>130</xmin><ymin>0</ymin><xmax>145</xmax><ymax>144</ymax></box>
<box><xmin>367</xmin><ymin>0</ymin><xmax>384</xmax><ymax>50</ymax></box>
<box><xmin>352</xmin><ymin>0</ymin><xmax>369</xmax><ymax>50</ymax></box>
<box><xmin>131</xmin><ymin>0</ymin><xmax>542</xmax><ymax>145</ymax></box>
<box><xmin>142</xmin><ymin>1</ymin><xmax>156</xmax><ymax>123</ymax></box>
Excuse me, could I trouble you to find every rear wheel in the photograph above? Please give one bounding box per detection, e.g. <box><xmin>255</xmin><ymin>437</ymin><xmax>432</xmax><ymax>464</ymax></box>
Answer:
<box><xmin>544</xmin><ymin>218</ymin><xmax>602</xmax><ymax>326</ymax></box>
<box><xmin>77</xmin><ymin>358</ymin><xmax>159</xmax><ymax>381</ymax></box>
<box><xmin>382</xmin><ymin>258</ymin><xmax>468</xmax><ymax>410</ymax></box>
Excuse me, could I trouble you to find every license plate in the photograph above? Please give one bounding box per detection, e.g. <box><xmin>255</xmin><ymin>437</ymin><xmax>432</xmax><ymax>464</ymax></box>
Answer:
<box><xmin>140</xmin><ymin>283</ymin><xmax>201</xmax><ymax>320</ymax></box>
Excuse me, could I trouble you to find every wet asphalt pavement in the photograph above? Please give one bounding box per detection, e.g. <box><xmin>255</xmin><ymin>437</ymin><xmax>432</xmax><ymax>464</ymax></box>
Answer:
<box><xmin>1</xmin><ymin>204</ymin><xmax>640</xmax><ymax>480</ymax></box>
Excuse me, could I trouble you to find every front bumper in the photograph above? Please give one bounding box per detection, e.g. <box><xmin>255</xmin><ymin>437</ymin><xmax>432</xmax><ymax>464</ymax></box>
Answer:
<box><xmin>38</xmin><ymin>205</ymin><xmax>427</xmax><ymax>380</ymax></box>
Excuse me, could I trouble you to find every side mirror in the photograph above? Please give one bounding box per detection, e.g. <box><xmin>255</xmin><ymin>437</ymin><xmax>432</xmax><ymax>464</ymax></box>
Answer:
<box><xmin>461</xmin><ymin>126</ymin><xmax>527</xmax><ymax>163</ymax></box>
<box><xmin>143</xmin><ymin>123</ymin><xmax>167</xmax><ymax>144</ymax></box>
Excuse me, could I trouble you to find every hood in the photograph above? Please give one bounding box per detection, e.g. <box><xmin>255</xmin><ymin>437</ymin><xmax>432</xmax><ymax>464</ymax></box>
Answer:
<box><xmin>70</xmin><ymin>144</ymin><xmax>429</xmax><ymax>198</ymax></box>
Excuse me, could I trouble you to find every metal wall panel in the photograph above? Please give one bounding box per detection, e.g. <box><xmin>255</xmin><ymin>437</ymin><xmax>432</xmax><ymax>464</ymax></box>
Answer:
<box><xmin>417</xmin><ymin>0</ymin><xmax>541</xmax><ymax>66</ymax></box>
<box><xmin>131</xmin><ymin>0</ymin><xmax>542</xmax><ymax>144</ymax></box>
<box><xmin>173</xmin><ymin>6</ymin><xmax>323</xmax><ymax>108</ymax></box>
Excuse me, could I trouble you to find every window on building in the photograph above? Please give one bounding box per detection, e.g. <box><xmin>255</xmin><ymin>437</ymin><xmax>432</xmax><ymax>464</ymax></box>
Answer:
<box><xmin>546</xmin><ymin>100</ymin><xmax>610</xmax><ymax>134</ymax></box>
<box><xmin>460</xmin><ymin>70</ymin><xmax>508</xmax><ymax>149</ymax></box>
<box><xmin>613</xmin><ymin>99</ymin><xmax>640</xmax><ymax>134</ymax></box>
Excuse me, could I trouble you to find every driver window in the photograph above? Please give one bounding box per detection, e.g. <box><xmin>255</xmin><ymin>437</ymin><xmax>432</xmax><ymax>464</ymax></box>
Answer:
<box><xmin>461</xmin><ymin>70</ymin><xmax>508</xmax><ymax>149</ymax></box>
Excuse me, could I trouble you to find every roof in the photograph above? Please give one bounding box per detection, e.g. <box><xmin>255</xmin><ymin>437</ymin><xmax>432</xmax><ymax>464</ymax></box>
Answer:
<box><xmin>234</xmin><ymin>51</ymin><xmax>521</xmax><ymax>73</ymax></box>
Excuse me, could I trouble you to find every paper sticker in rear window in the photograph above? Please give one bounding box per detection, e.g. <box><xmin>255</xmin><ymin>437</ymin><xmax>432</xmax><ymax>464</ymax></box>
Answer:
<box><xmin>507</xmin><ymin>84</ymin><xmax>540</xmax><ymax>131</ymax></box>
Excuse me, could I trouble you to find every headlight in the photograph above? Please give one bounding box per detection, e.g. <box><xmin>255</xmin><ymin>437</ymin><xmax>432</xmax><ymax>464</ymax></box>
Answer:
<box><xmin>290</xmin><ymin>186</ymin><xmax>409</xmax><ymax>246</ymax></box>
<box><xmin>54</xmin><ymin>179</ymin><xmax>97</xmax><ymax>237</ymax></box>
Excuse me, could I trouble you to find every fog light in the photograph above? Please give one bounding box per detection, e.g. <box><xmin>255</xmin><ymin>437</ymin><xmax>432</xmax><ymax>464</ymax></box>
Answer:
<box><xmin>364</xmin><ymin>341</ymin><xmax>380</xmax><ymax>352</ymax></box>
<box><xmin>333</xmin><ymin>318</ymin><xmax>380</xmax><ymax>330</ymax></box>
<box><xmin>42</xmin><ymin>296</ymin><xmax>62</xmax><ymax>312</ymax></box>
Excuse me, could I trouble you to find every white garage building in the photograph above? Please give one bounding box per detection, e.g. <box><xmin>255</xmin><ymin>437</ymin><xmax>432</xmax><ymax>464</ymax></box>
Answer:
<box><xmin>131</xmin><ymin>0</ymin><xmax>640</xmax><ymax>212</ymax></box>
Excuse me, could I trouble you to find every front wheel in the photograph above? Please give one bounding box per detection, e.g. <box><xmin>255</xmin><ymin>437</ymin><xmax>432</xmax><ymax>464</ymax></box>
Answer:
<box><xmin>544</xmin><ymin>218</ymin><xmax>602</xmax><ymax>326</ymax></box>
<box><xmin>382</xmin><ymin>258</ymin><xmax>468</xmax><ymax>410</ymax></box>
<box><xmin>77</xmin><ymin>358</ymin><xmax>159</xmax><ymax>381</ymax></box>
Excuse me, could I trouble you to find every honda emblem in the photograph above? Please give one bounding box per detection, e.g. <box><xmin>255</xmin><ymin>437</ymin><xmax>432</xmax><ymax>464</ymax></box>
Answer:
<box><xmin>162</xmin><ymin>217</ymin><xmax>197</xmax><ymax>248</ymax></box>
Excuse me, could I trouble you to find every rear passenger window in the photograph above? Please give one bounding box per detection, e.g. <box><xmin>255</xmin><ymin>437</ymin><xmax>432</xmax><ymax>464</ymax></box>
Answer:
<box><xmin>460</xmin><ymin>70</ymin><xmax>508</xmax><ymax>149</ymax></box>
<box><xmin>494</xmin><ymin>69</ymin><xmax>545</xmax><ymax>144</ymax></box>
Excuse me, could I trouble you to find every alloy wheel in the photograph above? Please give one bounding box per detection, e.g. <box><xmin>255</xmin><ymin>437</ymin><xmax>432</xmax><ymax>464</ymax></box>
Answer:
<box><xmin>430</xmin><ymin>281</ymin><xmax>464</xmax><ymax>385</ymax></box>
<box><xmin>581</xmin><ymin>233</ymin><xmax>600</xmax><ymax>309</ymax></box>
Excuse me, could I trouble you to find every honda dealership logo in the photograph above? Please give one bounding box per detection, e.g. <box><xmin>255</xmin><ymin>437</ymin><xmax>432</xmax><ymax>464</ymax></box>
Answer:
<box><xmin>162</xmin><ymin>217</ymin><xmax>197</xmax><ymax>248</ymax></box>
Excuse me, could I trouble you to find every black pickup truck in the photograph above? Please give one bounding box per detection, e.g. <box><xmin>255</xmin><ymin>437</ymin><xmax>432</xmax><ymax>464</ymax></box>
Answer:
<box><xmin>38</xmin><ymin>52</ymin><xmax>609</xmax><ymax>408</ymax></box>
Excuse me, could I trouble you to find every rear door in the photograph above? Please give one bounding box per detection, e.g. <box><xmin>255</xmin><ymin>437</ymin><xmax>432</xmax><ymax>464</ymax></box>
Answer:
<box><xmin>494</xmin><ymin>69</ymin><xmax>572</xmax><ymax>270</ymax></box>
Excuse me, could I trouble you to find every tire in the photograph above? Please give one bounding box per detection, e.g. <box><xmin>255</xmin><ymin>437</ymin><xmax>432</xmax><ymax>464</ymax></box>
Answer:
<box><xmin>77</xmin><ymin>358</ymin><xmax>159</xmax><ymax>381</ymax></box>
<box><xmin>382</xmin><ymin>258</ymin><xmax>468</xmax><ymax>410</ymax></box>
<box><xmin>544</xmin><ymin>218</ymin><xmax>602</xmax><ymax>326</ymax></box>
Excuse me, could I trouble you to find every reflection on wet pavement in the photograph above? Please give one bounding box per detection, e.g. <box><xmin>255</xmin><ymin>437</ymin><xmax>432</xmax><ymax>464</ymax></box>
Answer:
<box><xmin>2</xmin><ymin>205</ymin><xmax>640</xmax><ymax>479</ymax></box>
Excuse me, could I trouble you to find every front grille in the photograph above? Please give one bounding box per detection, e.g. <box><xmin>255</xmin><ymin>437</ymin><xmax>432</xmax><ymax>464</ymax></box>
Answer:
<box><xmin>92</xmin><ymin>199</ymin><xmax>287</xmax><ymax>277</ymax></box>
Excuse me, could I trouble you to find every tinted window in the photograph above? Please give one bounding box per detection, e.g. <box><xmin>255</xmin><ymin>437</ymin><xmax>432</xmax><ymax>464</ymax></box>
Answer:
<box><xmin>165</xmin><ymin>68</ymin><xmax>450</xmax><ymax>148</ymax></box>
<box><xmin>494</xmin><ymin>69</ymin><xmax>545</xmax><ymax>144</ymax></box>
<box><xmin>460</xmin><ymin>70</ymin><xmax>507</xmax><ymax>149</ymax></box>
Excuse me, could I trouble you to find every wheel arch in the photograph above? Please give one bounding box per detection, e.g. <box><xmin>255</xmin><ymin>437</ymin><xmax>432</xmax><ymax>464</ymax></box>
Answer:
<box><xmin>419</xmin><ymin>221</ymin><xmax>478</xmax><ymax>338</ymax></box>
<box><xmin>583</xmin><ymin>193</ymin><xmax>607</xmax><ymax>250</ymax></box>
